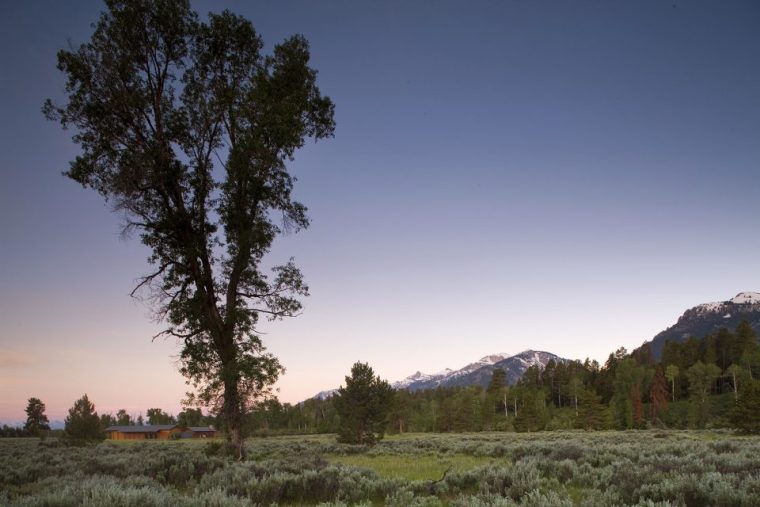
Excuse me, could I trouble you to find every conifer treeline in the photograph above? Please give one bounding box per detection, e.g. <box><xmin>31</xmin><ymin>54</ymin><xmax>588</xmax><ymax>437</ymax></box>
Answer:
<box><xmin>246</xmin><ymin>321</ymin><xmax>760</xmax><ymax>434</ymax></box>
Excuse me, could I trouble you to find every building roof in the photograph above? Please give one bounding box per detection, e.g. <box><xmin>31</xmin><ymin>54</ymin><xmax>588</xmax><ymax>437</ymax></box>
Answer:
<box><xmin>104</xmin><ymin>424</ymin><xmax>178</xmax><ymax>433</ymax></box>
<box><xmin>189</xmin><ymin>426</ymin><xmax>215</xmax><ymax>432</ymax></box>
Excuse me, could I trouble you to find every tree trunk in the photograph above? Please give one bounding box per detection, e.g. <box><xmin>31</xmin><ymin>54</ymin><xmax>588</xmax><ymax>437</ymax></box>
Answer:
<box><xmin>227</xmin><ymin>419</ymin><xmax>245</xmax><ymax>460</ymax></box>
<box><xmin>223</xmin><ymin>376</ymin><xmax>246</xmax><ymax>461</ymax></box>
<box><xmin>732</xmin><ymin>372</ymin><xmax>738</xmax><ymax>401</ymax></box>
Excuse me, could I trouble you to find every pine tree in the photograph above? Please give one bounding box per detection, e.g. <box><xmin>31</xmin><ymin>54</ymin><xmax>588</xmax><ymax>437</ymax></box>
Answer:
<box><xmin>736</xmin><ymin>320</ymin><xmax>760</xmax><ymax>380</ymax></box>
<box><xmin>388</xmin><ymin>389</ymin><xmax>411</xmax><ymax>434</ymax></box>
<box><xmin>64</xmin><ymin>394</ymin><xmax>103</xmax><ymax>443</ymax></box>
<box><xmin>631</xmin><ymin>383</ymin><xmax>644</xmax><ymax>428</ymax></box>
<box><xmin>514</xmin><ymin>389</ymin><xmax>546</xmax><ymax>432</ymax></box>
<box><xmin>487</xmin><ymin>368</ymin><xmax>507</xmax><ymax>395</ymax></box>
<box><xmin>731</xmin><ymin>379</ymin><xmax>760</xmax><ymax>433</ymax></box>
<box><xmin>334</xmin><ymin>362</ymin><xmax>394</xmax><ymax>445</ymax></box>
<box><xmin>24</xmin><ymin>398</ymin><xmax>50</xmax><ymax>438</ymax></box>
<box><xmin>575</xmin><ymin>388</ymin><xmax>609</xmax><ymax>430</ymax></box>
<box><xmin>611</xmin><ymin>358</ymin><xmax>642</xmax><ymax>429</ymax></box>
<box><xmin>487</xmin><ymin>368</ymin><xmax>508</xmax><ymax>420</ymax></box>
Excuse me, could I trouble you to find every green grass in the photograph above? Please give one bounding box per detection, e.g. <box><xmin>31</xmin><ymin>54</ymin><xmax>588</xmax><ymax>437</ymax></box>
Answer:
<box><xmin>328</xmin><ymin>453</ymin><xmax>496</xmax><ymax>481</ymax></box>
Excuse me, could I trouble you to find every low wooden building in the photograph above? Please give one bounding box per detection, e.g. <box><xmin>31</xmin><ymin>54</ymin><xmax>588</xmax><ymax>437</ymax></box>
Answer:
<box><xmin>104</xmin><ymin>424</ymin><xmax>217</xmax><ymax>440</ymax></box>
<box><xmin>188</xmin><ymin>426</ymin><xmax>217</xmax><ymax>438</ymax></box>
<box><xmin>104</xmin><ymin>424</ymin><xmax>182</xmax><ymax>440</ymax></box>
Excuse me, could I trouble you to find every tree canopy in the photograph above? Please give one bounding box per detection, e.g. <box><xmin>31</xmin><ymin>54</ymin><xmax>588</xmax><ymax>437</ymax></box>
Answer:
<box><xmin>334</xmin><ymin>362</ymin><xmax>394</xmax><ymax>445</ymax></box>
<box><xmin>146</xmin><ymin>408</ymin><xmax>175</xmax><ymax>425</ymax></box>
<box><xmin>45</xmin><ymin>0</ymin><xmax>334</xmax><ymax>459</ymax></box>
<box><xmin>731</xmin><ymin>379</ymin><xmax>760</xmax><ymax>433</ymax></box>
<box><xmin>24</xmin><ymin>397</ymin><xmax>50</xmax><ymax>438</ymax></box>
<box><xmin>64</xmin><ymin>394</ymin><xmax>103</xmax><ymax>443</ymax></box>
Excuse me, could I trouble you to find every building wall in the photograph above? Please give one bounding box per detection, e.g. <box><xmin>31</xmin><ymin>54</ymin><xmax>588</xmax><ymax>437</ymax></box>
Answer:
<box><xmin>157</xmin><ymin>429</ymin><xmax>181</xmax><ymax>439</ymax></box>
<box><xmin>109</xmin><ymin>432</ymin><xmax>147</xmax><ymax>440</ymax></box>
<box><xmin>108</xmin><ymin>428</ymin><xmax>208</xmax><ymax>440</ymax></box>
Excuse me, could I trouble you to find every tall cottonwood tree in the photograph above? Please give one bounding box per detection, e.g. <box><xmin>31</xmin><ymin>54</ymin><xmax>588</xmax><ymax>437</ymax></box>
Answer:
<box><xmin>44</xmin><ymin>0</ymin><xmax>334</xmax><ymax>459</ymax></box>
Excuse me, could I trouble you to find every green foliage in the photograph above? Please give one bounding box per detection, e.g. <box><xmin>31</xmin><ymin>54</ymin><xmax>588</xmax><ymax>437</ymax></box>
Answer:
<box><xmin>115</xmin><ymin>409</ymin><xmax>132</xmax><ymax>426</ymax></box>
<box><xmin>610</xmin><ymin>358</ymin><xmax>644</xmax><ymax>429</ymax></box>
<box><xmin>665</xmin><ymin>364</ymin><xmax>679</xmax><ymax>402</ymax></box>
<box><xmin>334</xmin><ymin>362</ymin><xmax>394</xmax><ymax>445</ymax></box>
<box><xmin>24</xmin><ymin>397</ymin><xmax>50</xmax><ymax>438</ymax></box>
<box><xmin>178</xmin><ymin>408</ymin><xmax>211</xmax><ymax>428</ymax></box>
<box><xmin>0</xmin><ymin>425</ymin><xmax>31</xmax><ymax>438</ymax></box>
<box><xmin>575</xmin><ymin>389</ymin><xmax>610</xmax><ymax>430</ymax></box>
<box><xmin>63</xmin><ymin>394</ymin><xmax>103</xmax><ymax>443</ymax></box>
<box><xmin>686</xmin><ymin>361</ymin><xmax>721</xmax><ymax>429</ymax></box>
<box><xmin>487</xmin><ymin>368</ymin><xmax>507</xmax><ymax>394</ymax></box>
<box><xmin>146</xmin><ymin>408</ymin><xmax>175</xmax><ymax>425</ymax></box>
<box><xmin>99</xmin><ymin>413</ymin><xmax>117</xmax><ymax>430</ymax></box>
<box><xmin>3</xmin><ymin>431</ymin><xmax>760</xmax><ymax>505</ymax></box>
<box><xmin>649</xmin><ymin>365</ymin><xmax>669</xmax><ymax>423</ymax></box>
<box><xmin>514</xmin><ymin>390</ymin><xmax>546</xmax><ymax>432</ymax></box>
<box><xmin>45</xmin><ymin>0</ymin><xmax>335</xmax><ymax>459</ymax></box>
<box><xmin>243</xmin><ymin>320</ymin><xmax>757</xmax><ymax>436</ymax></box>
<box><xmin>731</xmin><ymin>379</ymin><xmax>760</xmax><ymax>433</ymax></box>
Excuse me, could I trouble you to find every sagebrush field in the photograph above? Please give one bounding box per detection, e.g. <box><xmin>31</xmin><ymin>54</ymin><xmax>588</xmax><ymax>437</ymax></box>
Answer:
<box><xmin>2</xmin><ymin>431</ymin><xmax>760</xmax><ymax>506</ymax></box>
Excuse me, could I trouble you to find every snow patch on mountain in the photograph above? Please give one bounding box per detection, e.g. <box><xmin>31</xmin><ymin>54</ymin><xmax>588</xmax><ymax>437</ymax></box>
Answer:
<box><xmin>391</xmin><ymin>354</ymin><xmax>511</xmax><ymax>389</ymax></box>
<box><xmin>392</xmin><ymin>369</ymin><xmax>452</xmax><ymax>389</ymax></box>
<box><xmin>695</xmin><ymin>302</ymin><xmax>725</xmax><ymax>313</ymax></box>
<box><xmin>731</xmin><ymin>292</ymin><xmax>760</xmax><ymax>304</ymax></box>
<box><xmin>514</xmin><ymin>350</ymin><xmax>546</xmax><ymax>367</ymax></box>
<box><xmin>313</xmin><ymin>389</ymin><xmax>338</xmax><ymax>400</ymax></box>
<box><xmin>446</xmin><ymin>353</ymin><xmax>511</xmax><ymax>379</ymax></box>
<box><xmin>695</xmin><ymin>292</ymin><xmax>760</xmax><ymax>314</ymax></box>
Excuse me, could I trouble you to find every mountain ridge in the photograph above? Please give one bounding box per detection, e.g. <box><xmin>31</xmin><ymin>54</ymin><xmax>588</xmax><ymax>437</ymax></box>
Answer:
<box><xmin>642</xmin><ymin>291</ymin><xmax>760</xmax><ymax>359</ymax></box>
<box><xmin>311</xmin><ymin>349</ymin><xmax>563</xmax><ymax>400</ymax></box>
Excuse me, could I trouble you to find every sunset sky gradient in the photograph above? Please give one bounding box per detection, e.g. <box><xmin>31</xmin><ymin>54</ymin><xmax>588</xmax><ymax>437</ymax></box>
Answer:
<box><xmin>1</xmin><ymin>0</ymin><xmax>759</xmax><ymax>422</ymax></box>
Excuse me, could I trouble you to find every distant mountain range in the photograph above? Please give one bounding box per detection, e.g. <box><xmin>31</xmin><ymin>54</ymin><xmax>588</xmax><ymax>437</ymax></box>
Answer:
<box><xmin>392</xmin><ymin>350</ymin><xmax>561</xmax><ymax>391</ymax></box>
<box><xmin>312</xmin><ymin>292</ymin><xmax>760</xmax><ymax>401</ymax></box>
<box><xmin>312</xmin><ymin>350</ymin><xmax>563</xmax><ymax>400</ymax></box>
<box><xmin>642</xmin><ymin>292</ymin><xmax>760</xmax><ymax>359</ymax></box>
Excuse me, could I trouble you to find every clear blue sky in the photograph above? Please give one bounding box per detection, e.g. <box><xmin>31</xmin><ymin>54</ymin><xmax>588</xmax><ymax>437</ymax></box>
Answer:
<box><xmin>1</xmin><ymin>1</ymin><xmax>759</xmax><ymax>421</ymax></box>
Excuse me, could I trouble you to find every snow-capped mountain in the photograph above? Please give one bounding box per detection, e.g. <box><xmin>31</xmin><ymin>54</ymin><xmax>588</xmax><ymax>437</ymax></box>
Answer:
<box><xmin>427</xmin><ymin>350</ymin><xmax>563</xmax><ymax>390</ymax></box>
<box><xmin>643</xmin><ymin>292</ymin><xmax>760</xmax><ymax>359</ymax></box>
<box><xmin>312</xmin><ymin>350</ymin><xmax>564</xmax><ymax>399</ymax></box>
<box><xmin>392</xmin><ymin>369</ymin><xmax>453</xmax><ymax>389</ymax></box>
<box><xmin>392</xmin><ymin>353</ymin><xmax>510</xmax><ymax>389</ymax></box>
<box><xmin>730</xmin><ymin>292</ymin><xmax>760</xmax><ymax>305</ymax></box>
<box><xmin>313</xmin><ymin>389</ymin><xmax>338</xmax><ymax>401</ymax></box>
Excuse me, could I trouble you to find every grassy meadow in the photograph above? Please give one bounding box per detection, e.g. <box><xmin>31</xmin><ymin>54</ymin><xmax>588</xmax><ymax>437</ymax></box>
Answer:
<box><xmin>2</xmin><ymin>431</ymin><xmax>760</xmax><ymax>506</ymax></box>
